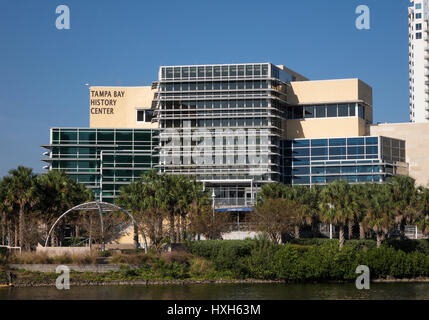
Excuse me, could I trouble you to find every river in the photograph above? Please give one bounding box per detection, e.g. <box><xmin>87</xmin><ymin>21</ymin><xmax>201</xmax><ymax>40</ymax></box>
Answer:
<box><xmin>1</xmin><ymin>283</ymin><xmax>429</xmax><ymax>300</ymax></box>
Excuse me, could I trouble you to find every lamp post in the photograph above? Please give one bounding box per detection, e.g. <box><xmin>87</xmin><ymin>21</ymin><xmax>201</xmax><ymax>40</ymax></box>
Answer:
<box><xmin>211</xmin><ymin>189</ymin><xmax>216</xmax><ymax>239</ymax></box>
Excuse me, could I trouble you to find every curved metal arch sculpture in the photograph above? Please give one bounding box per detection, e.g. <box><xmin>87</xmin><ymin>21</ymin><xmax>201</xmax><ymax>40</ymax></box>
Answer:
<box><xmin>44</xmin><ymin>201</ymin><xmax>147</xmax><ymax>252</ymax></box>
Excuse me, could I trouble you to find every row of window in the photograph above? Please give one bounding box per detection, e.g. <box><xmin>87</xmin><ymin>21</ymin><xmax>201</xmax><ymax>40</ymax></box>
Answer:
<box><xmin>288</xmin><ymin>174</ymin><xmax>385</xmax><ymax>185</ymax></box>
<box><xmin>52</xmin><ymin>129</ymin><xmax>158</xmax><ymax>143</ymax></box>
<box><xmin>161</xmin><ymin>64</ymin><xmax>270</xmax><ymax>80</ymax></box>
<box><xmin>287</xmin><ymin>103</ymin><xmax>363</xmax><ymax>119</ymax></box>
<box><xmin>161</xmin><ymin>80</ymin><xmax>271</xmax><ymax>91</ymax></box>
<box><xmin>282</xmin><ymin>137</ymin><xmax>379</xmax><ymax>148</ymax></box>
<box><xmin>284</xmin><ymin>145</ymin><xmax>379</xmax><ymax>157</ymax></box>
<box><xmin>161</xmin><ymin>99</ymin><xmax>270</xmax><ymax>109</ymax></box>
<box><xmin>285</xmin><ymin>164</ymin><xmax>384</xmax><ymax>176</ymax></box>
<box><xmin>162</xmin><ymin>118</ymin><xmax>274</xmax><ymax>128</ymax></box>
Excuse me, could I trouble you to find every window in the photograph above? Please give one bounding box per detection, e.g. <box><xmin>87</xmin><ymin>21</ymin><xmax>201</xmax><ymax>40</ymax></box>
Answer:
<box><xmin>416</xmin><ymin>23</ymin><xmax>422</xmax><ymax>30</ymax></box>
<box><xmin>315</xmin><ymin>105</ymin><xmax>326</xmax><ymax>117</ymax></box>
<box><xmin>327</xmin><ymin>105</ymin><xmax>337</xmax><ymax>117</ymax></box>
<box><xmin>136</xmin><ymin>109</ymin><xmax>154</xmax><ymax>123</ymax></box>
<box><xmin>358</xmin><ymin>105</ymin><xmax>364</xmax><ymax>119</ymax></box>
<box><xmin>416</xmin><ymin>32</ymin><xmax>422</xmax><ymax>39</ymax></box>
<box><xmin>416</xmin><ymin>13</ymin><xmax>422</xmax><ymax>19</ymax></box>
<box><xmin>416</xmin><ymin>3</ymin><xmax>422</xmax><ymax>9</ymax></box>
<box><xmin>304</xmin><ymin>106</ymin><xmax>314</xmax><ymax>118</ymax></box>
<box><xmin>338</xmin><ymin>104</ymin><xmax>348</xmax><ymax>117</ymax></box>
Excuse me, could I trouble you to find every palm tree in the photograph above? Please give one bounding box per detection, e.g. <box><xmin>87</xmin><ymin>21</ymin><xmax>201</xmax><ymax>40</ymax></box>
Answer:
<box><xmin>415</xmin><ymin>187</ymin><xmax>429</xmax><ymax>235</ymax></box>
<box><xmin>286</xmin><ymin>185</ymin><xmax>313</xmax><ymax>239</ymax></box>
<box><xmin>255</xmin><ymin>183</ymin><xmax>287</xmax><ymax>205</ymax></box>
<box><xmin>350</xmin><ymin>183</ymin><xmax>368</xmax><ymax>240</ymax></box>
<box><xmin>0</xmin><ymin>178</ymin><xmax>9</xmax><ymax>245</ymax></box>
<box><xmin>391</xmin><ymin>175</ymin><xmax>418</xmax><ymax>238</ymax></box>
<box><xmin>364</xmin><ymin>183</ymin><xmax>395</xmax><ymax>248</ymax></box>
<box><xmin>6</xmin><ymin>166</ymin><xmax>36</xmax><ymax>250</ymax></box>
<box><xmin>36</xmin><ymin>170</ymin><xmax>93</xmax><ymax>246</ymax></box>
<box><xmin>319</xmin><ymin>180</ymin><xmax>355</xmax><ymax>250</ymax></box>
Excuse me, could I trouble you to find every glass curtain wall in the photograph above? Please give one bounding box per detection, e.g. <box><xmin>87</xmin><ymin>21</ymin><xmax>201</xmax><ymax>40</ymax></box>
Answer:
<box><xmin>281</xmin><ymin>136</ymin><xmax>406</xmax><ymax>185</ymax></box>
<box><xmin>42</xmin><ymin>128</ymin><xmax>159</xmax><ymax>203</ymax></box>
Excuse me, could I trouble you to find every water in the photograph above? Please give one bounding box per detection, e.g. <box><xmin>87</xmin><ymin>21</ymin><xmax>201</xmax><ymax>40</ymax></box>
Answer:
<box><xmin>1</xmin><ymin>283</ymin><xmax>429</xmax><ymax>300</ymax></box>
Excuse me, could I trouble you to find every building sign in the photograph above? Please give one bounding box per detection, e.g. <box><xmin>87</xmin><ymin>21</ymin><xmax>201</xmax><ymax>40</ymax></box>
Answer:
<box><xmin>90</xmin><ymin>90</ymin><xmax>125</xmax><ymax>114</ymax></box>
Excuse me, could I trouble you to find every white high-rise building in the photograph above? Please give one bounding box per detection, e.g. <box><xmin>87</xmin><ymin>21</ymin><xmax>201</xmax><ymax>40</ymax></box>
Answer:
<box><xmin>409</xmin><ymin>0</ymin><xmax>429</xmax><ymax>122</ymax></box>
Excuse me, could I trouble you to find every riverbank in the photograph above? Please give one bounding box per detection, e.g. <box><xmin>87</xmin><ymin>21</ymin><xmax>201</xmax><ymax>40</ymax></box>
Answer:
<box><xmin>3</xmin><ymin>238</ymin><xmax>429</xmax><ymax>286</ymax></box>
<box><xmin>6</xmin><ymin>268</ymin><xmax>429</xmax><ymax>288</ymax></box>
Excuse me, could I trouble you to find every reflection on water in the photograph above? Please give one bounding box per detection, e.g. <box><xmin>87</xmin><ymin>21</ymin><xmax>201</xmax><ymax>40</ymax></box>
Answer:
<box><xmin>0</xmin><ymin>283</ymin><xmax>428</xmax><ymax>300</ymax></box>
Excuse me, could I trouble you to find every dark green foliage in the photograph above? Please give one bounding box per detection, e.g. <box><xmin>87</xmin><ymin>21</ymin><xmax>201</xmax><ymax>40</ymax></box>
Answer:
<box><xmin>187</xmin><ymin>240</ymin><xmax>429</xmax><ymax>281</ymax></box>
<box><xmin>386</xmin><ymin>239</ymin><xmax>429</xmax><ymax>255</ymax></box>
<box><xmin>99</xmin><ymin>250</ymin><xmax>112</xmax><ymax>257</ymax></box>
<box><xmin>0</xmin><ymin>270</ymin><xmax>7</xmax><ymax>284</ymax></box>
<box><xmin>185</xmin><ymin>240</ymin><xmax>255</xmax><ymax>260</ymax></box>
<box><xmin>289</xmin><ymin>238</ymin><xmax>338</xmax><ymax>246</ymax></box>
<box><xmin>0</xmin><ymin>247</ymin><xmax>7</xmax><ymax>256</ymax></box>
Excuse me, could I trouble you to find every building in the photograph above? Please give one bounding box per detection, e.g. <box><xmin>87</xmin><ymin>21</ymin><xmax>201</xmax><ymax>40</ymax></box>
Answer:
<box><xmin>43</xmin><ymin>86</ymin><xmax>159</xmax><ymax>203</ymax></box>
<box><xmin>43</xmin><ymin>63</ymin><xmax>412</xmax><ymax>211</ymax></box>
<box><xmin>369</xmin><ymin>122</ymin><xmax>429</xmax><ymax>187</ymax></box>
<box><xmin>409</xmin><ymin>0</ymin><xmax>429</xmax><ymax>122</ymax></box>
<box><xmin>42</xmin><ymin>127</ymin><xmax>159</xmax><ymax>203</ymax></box>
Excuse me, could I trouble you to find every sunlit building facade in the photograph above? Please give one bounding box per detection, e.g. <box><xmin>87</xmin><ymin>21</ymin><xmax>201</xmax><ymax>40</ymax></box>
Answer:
<box><xmin>43</xmin><ymin>62</ymin><xmax>414</xmax><ymax>210</ymax></box>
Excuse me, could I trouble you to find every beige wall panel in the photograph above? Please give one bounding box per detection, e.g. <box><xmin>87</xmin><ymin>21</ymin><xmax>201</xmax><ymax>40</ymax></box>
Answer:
<box><xmin>369</xmin><ymin>122</ymin><xmax>429</xmax><ymax>187</ymax></box>
<box><xmin>287</xmin><ymin>79</ymin><xmax>372</xmax><ymax>107</ymax></box>
<box><xmin>286</xmin><ymin>117</ymin><xmax>365</xmax><ymax>139</ymax></box>
<box><xmin>89</xmin><ymin>86</ymin><xmax>158</xmax><ymax>129</ymax></box>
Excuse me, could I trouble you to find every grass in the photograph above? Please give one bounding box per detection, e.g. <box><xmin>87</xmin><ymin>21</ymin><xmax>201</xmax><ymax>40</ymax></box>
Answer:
<box><xmin>9</xmin><ymin>251</ymin><xmax>98</xmax><ymax>265</ymax></box>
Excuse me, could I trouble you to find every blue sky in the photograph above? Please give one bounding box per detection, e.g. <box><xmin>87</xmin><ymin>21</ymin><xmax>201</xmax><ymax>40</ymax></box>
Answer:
<box><xmin>0</xmin><ymin>0</ymin><xmax>411</xmax><ymax>176</ymax></box>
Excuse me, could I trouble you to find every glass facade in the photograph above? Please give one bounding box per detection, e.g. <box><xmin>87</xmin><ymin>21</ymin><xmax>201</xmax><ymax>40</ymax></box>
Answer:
<box><xmin>42</xmin><ymin>128</ymin><xmax>159</xmax><ymax>203</ymax></box>
<box><xmin>280</xmin><ymin>136</ymin><xmax>406</xmax><ymax>185</ymax></box>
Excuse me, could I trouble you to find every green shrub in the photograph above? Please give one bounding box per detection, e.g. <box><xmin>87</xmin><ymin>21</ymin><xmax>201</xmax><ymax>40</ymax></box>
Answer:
<box><xmin>99</xmin><ymin>250</ymin><xmax>112</xmax><ymax>258</ymax></box>
<box><xmin>186</xmin><ymin>240</ymin><xmax>254</xmax><ymax>260</ymax></box>
<box><xmin>386</xmin><ymin>239</ymin><xmax>429</xmax><ymax>255</ymax></box>
<box><xmin>186</xmin><ymin>239</ymin><xmax>429</xmax><ymax>281</ymax></box>
<box><xmin>288</xmin><ymin>238</ymin><xmax>337</xmax><ymax>246</ymax></box>
<box><xmin>154</xmin><ymin>259</ymin><xmax>189</xmax><ymax>279</ymax></box>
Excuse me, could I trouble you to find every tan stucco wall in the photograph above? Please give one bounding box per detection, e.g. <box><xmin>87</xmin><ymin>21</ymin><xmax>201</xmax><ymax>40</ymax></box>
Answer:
<box><xmin>368</xmin><ymin>122</ymin><xmax>429</xmax><ymax>187</ymax></box>
<box><xmin>287</xmin><ymin>79</ymin><xmax>373</xmax><ymax>124</ymax></box>
<box><xmin>285</xmin><ymin>117</ymin><xmax>367</xmax><ymax>139</ymax></box>
<box><xmin>89</xmin><ymin>86</ymin><xmax>158</xmax><ymax>129</ymax></box>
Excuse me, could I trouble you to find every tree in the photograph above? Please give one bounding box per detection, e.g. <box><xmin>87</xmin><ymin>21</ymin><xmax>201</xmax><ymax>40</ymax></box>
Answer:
<box><xmin>188</xmin><ymin>203</ymin><xmax>229</xmax><ymax>240</ymax></box>
<box><xmin>255</xmin><ymin>183</ymin><xmax>287</xmax><ymax>204</ymax></box>
<box><xmin>351</xmin><ymin>183</ymin><xmax>369</xmax><ymax>239</ymax></box>
<box><xmin>283</xmin><ymin>185</ymin><xmax>314</xmax><ymax>239</ymax></box>
<box><xmin>36</xmin><ymin>170</ymin><xmax>93</xmax><ymax>246</ymax></box>
<box><xmin>116</xmin><ymin>171</ymin><xmax>208</xmax><ymax>248</ymax></box>
<box><xmin>0</xmin><ymin>178</ymin><xmax>9</xmax><ymax>245</ymax></box>
<box><xmin>363</xmin><ymin>183</ymin><xmax>395</xmax><ymax>248</ymax></box>
<box><xmin>319</xmin><ymin>180</ymin><xmax>356</xmax><ymax>250</ymax></box>
<box><xmin>415</xmin><ymin>187</ymin><xmax>429</xmax><ymax>235</ymax></box>
<box><xmin>391</xmin><ymin>175</ymin><xmax>418</xmax><ymax>238</ymax></box>
<box><xmin>6</xmin><ymin>166</ymin><xmax>37</xmax><ymax>250</ymax></box>
<box><xmin>250</xmin><ymin>197</ymin><xmax>299</xmax><ymax>243</ymax></box>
